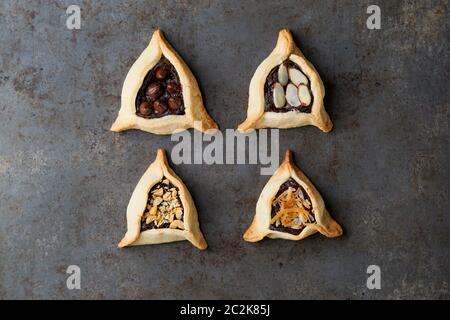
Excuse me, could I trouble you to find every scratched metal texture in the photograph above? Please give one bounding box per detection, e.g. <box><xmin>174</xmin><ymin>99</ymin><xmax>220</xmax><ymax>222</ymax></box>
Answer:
<box><xmin>0</xmin><ymin>0</ymin><xmax>448</xmax><ymax>299</ymax></box>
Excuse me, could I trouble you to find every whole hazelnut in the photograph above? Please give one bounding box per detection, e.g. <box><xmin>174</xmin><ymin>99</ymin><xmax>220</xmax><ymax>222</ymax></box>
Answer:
<box><xmin>138</xmin><ymin>101</ymin><xmax>152</xmax><ymax>115</ymax></box>
<box><xmin>166</xmin><ymin>82</ymin><xmax>180</xmax><ymax>95</ymax></box>
<box><xmin>155</xmin><ymin>66</ymin><xmax>169</xmax><ymax>80</ymax></box>
<box><xmin>153</xmin><ymin>100</ymin><xmax>167</xmax><ymax>115</ymax></box>
<box><xmin>146</xmin><ymin>82</ymin><xmax>162</xmax><ymax>100</ymax></box>
<box><xmin>168</xmin><ymin>96</ymin><xmax>182</xmax><ymax>110</ymax></box>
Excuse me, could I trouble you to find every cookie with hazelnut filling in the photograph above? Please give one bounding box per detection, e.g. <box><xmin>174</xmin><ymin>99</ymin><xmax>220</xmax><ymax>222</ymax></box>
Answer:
<box><xmin>111</xmin><ymin>29</ymin><xmax>218</xmax><ymax>135</ymax></box>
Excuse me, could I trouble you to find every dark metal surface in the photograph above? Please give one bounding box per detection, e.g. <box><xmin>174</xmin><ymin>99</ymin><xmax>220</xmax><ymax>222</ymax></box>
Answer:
<box><xmin>0</xmin><ymin>0</ymin><xmax>449</xmax><ymax>299</ymax></box>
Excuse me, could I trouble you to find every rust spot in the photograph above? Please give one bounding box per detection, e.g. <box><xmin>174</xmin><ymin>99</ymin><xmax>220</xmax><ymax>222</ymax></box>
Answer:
<box><xmin>13</xmin><ymin>67</ymin><xmax>41</xmax><ymax>100</ymax></box>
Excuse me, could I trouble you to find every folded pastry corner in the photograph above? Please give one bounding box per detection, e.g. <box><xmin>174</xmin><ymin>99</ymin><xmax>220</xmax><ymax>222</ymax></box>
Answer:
<box><xmin>238</xmin><ymin>29</ymin><xmax>332</xmax><ymax>133</ymax></box>
<box><xmin>118</xmin><ymin>149</ymin><xmax>207</xmax><ymax>250</ymax></box>
<box><xmin>111</xmin><ymin>29</ymin><xmax>218</xmax><ymax>135</ymax></box>
<box><xmin>243</xmin><ymin>149</ymin><xmax>342</xmax><ymax>242</ymax></box>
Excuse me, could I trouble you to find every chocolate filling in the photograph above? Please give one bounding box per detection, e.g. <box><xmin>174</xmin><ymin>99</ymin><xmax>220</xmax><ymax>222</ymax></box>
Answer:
<box><xmin>140</xmin><ymin>178</ymin><xmax>184</xmax><ymax>231</ymax></box>
<box><xmin>136</xmin><ymin>57</ymin><xmax>185</xmax><ymax>119</ymax></box>
<box><xmin>264</xmin><ymin>60</ymin><xmax>313</xmax><ymax>113</ymax></box>
<box><xmin>269</xmin><ymin>178</ymin><xmax>315</xmax><ymax>235</ymax></box>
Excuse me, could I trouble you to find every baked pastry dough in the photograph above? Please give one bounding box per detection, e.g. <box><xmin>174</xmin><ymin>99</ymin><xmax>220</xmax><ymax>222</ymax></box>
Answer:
<box><xmin>111</xmin><ymin>29</ymin><xmax>218</xmax><ymax>135</ymax></box>
<box><xmin>119</xmin><ymin>149</ymin><xmax>207</xmax><ymax>249</ymax></box>
<box><xmin>243</xmin><ymin>150</ymin><xmax>342</xmax><ymax>242</ymax></box>
<box><xmin>238</xmin><ymin>29</ymin><xmax>332</xmax><ymax>133</ymax></box>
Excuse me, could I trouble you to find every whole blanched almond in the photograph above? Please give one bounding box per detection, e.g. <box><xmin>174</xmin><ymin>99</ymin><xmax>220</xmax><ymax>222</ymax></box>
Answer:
<box><xmin>277</xmin><ymin>64</ymin><xmax>289</xmax><ymax>86</ymax></box>
<box><xmin>273</xmin><ymin>83</ymin><xmax>286</xmax><ymax>109</ymax></box>
<box><xmin>286</xmin><ymin>84</ymin><xmax>301</xmax><ymax>107</ymax></box>
<box><xmin>289</xmin><ymin>68</ymin><xmax>308</xmax><ymax>86</ymax></box>
<box><xmin>298</xmin><ymin>84</ymin><xmax>311</xmax><ymax>106</ymax></box>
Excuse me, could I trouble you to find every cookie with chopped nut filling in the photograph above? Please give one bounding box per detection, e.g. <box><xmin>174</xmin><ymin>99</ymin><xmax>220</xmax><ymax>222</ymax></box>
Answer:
<box><xmin>119</xmin><ymin>149</ymin><xmax>207</xmax><ymax>250</ymax></box>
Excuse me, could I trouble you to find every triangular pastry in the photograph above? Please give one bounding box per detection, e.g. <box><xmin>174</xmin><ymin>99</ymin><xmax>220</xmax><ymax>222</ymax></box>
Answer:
<box><xmin>111</xmin><ymin>29</ymin><xmax>218</xmax><ymax>135</ymax></box>
<box><xmin>238</xmin><ymin>29</ymin><xmax>332</xmax><ymax>133</ymax></box>
<box><xmin>119</xmin><ymin>149</ymin><xmax>207</xmax><ymax>249</ymax></box>
<box><xmin>243</xmin><ymin>150</ymin><xmax>342</xmax><ymax>242</ymax></box>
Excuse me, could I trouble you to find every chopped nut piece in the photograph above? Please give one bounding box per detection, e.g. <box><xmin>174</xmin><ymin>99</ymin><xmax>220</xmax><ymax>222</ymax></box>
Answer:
<box><xmin>171</xmin><ymin>199</ymin><xmax>180</xmax><ymax>208</ymax></box>
<box><xmin>169</xmin><ymin>219</ymin><xmax>184</xmax><ymax>230</ymax></box>
<box><xmin>163</xmin><ymin>192</ymin><xmax>171</xmax><ymax>201</ymax></box>
<box><xmin>162</xmin><ymin>179</ymin><xmax>170</xmax><ymax>185</ymax></box>
<box><xmin>153</xmin><ymin>188</ymin><xmax>164</xmax><ymax>197</ymax></box>
<box><xmin>149</xmin><ymin>205</ymin><xmax>157</xmax><ymax>217</ymax></box>
<box><xmin>156</xmin><ymin>216</ymin><xmax>165</xmax><ymax>227</ymax></box>
<box><xmin>146</xmin><ymin>215</ymin><xmax>156</xmax><ymax>225</ymax></box>
<box><xmin>175</xmin><ymin>207</ymin><xmax>183</xmax><ymax>220</ymax></box>
<box><xmin>153</xmin><ymin>197</ymin><xmax>163</xmax><ymax>206</ymax></box>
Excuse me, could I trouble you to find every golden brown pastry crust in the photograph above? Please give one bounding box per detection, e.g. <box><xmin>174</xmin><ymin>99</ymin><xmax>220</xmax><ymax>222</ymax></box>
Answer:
<box><xmin>118</xmin><ymin>149</ymin><xmax>207</xmax><ymax>250</ymax></box>
<box><xmin>243</xmin><ymin>150</ymin><xmax>342</xmax><ymax>242</ymax></box>
<box><xmin>111</xmin><ymin>29</ymin><xmax>218</xmax><ymax>135</ymax></box>
<box><xmin>238</xmin><ymin>29</ymin><xmax>332</xmax><ymax>133</ymax></box>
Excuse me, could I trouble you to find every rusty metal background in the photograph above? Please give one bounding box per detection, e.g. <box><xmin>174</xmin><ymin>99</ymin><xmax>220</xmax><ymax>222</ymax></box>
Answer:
<box><xmin>0</xmin><ymin>0</ymin><xmax>449</xmax><ymax>299</ymax></box>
